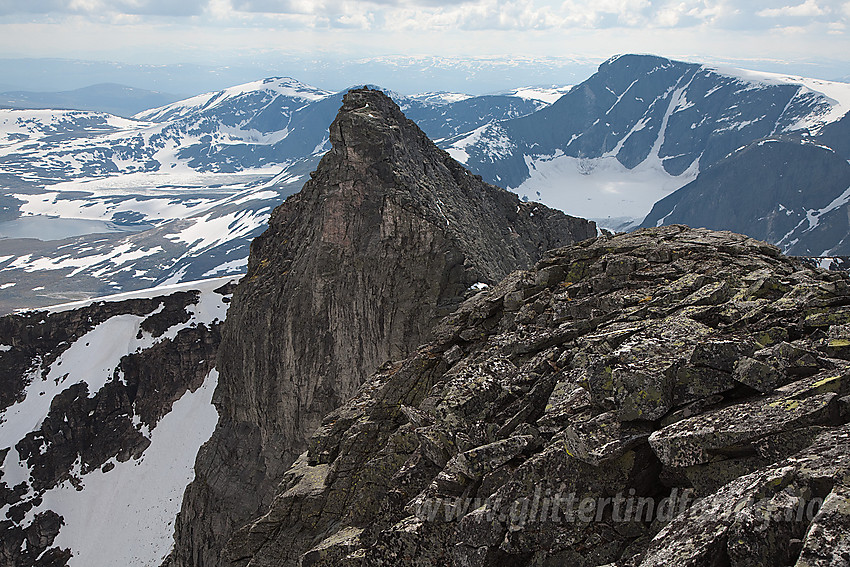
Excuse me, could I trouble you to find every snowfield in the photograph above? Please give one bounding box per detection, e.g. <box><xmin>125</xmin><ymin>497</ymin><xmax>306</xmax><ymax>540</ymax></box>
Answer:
<box><xmin>516</xmin><ymin>152</ymin><xmax>699</xmax><ymax>231</ymax></box>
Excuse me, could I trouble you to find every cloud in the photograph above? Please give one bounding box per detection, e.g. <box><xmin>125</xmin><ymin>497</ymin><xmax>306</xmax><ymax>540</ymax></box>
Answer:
<box><xmin>757</xmin><ymin>0</ymin><xmax>826</xmax><ymax>17</ymax></box>
<box><xmin>0</xmin><ymin>0</ymin><xmax>848</xmax><ymax>32</ymax></box>
<box><xmin>0</xmin><ymin>0</ymin><xmax>65</xmax><ymax>13</ymax></box>
<box><xmin>0</xmin><ymin>0</ymin><xmax>207</xmax><ymax>16</ymax></box>
<box><xmin>230</xmin><ymin>0</ymin><xmax>316</xmax><ymax>13</ymax></box>
<box><xmin>231</xmin><ymin>0</ymin><xmax>479</xmax><ymax>13</ymax></box>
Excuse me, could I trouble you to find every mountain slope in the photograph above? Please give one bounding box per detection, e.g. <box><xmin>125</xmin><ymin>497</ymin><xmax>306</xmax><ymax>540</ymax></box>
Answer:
<box><xmin>165</xmin><ymin>88</ymin><xmax>595</xmax><ymax>567</ymax></box>
<box><xmin>0</xmin><ymin>277</ymin><xmax>236</xmax><ymax>567</ymax></box>
<box><xmin>640</xmin><ymin>140</ymin><xmax>850</xmax><ymax>255</ymax></box>
<box><xmin>222</xmin><ymin>225</ymin><xmax>850</xmax><ymax>566</ymax></box>
<box><xmin>447</xmin><ymin>54</ymin><xmax>850</xmax><ymax>231</ymax></box>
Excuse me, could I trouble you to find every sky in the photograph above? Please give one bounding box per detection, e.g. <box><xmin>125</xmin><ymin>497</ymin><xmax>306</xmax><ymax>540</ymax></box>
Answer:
<box><xmin>0</xmin><ymin>0</ymin><xmax>848</xmax><ymax>94</ymax></box>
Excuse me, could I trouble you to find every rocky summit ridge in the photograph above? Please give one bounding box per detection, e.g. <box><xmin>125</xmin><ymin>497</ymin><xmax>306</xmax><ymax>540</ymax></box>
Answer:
<box><xmin>222</xmin><ymin>224</ymin><xmax>850</xmax><ymax>567</ymax></box>
<box><xmin>166</xmin><ymin>88</ymin><xmax>596</xmax><ymax>567</ymax></box>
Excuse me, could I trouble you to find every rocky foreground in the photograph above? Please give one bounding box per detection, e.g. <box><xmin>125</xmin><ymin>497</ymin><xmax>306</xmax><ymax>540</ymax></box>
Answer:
<box><xmin>223</xmin><ymin>225</ymin><xmax>850</xmax><ymax>566</ymax></box>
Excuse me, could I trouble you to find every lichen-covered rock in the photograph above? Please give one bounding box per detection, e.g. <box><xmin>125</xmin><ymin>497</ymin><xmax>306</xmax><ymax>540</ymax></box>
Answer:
<box><xmin>795</xmin><ymin>484</ymin><xmax>850</xmax><ymax>567</ymax></box>
<box><xmin>640</xmin><ymin>426</ymin><xmax>850</xmax><ymax>567</ymax></box>
<box><xmin>219</xmin><ymin>225</ymin><xmax>850</xmax><ymax>566</ymax></box>
<box><xmin>648</xmin><ymin>371</ymin><xmax>846</xmax><ymax>468</ymax></box>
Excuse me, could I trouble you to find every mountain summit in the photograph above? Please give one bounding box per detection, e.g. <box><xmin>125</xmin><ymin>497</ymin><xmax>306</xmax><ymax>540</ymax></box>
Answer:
<box><xmin>166</xmin><ymin>88</ymin><xmax>595</xmax><ymax>567</ymax></box>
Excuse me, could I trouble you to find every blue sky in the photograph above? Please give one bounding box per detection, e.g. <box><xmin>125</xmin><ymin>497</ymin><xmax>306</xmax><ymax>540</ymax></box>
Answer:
<box><xmin>0</xmin><ymin>1</ymin><xmax>848</xmax><ymax>93</ymax></box>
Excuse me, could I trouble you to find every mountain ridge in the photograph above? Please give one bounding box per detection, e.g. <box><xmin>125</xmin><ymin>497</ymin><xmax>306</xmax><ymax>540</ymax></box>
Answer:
<box><xmin>448</xmin><ymin>54</ymin><xmax>850</xmax><ymax>236</ymax></box>
<box><xmin>221</xmin><ymin>224</ymin><xmax>850</xmax><ymax>566</ymax></box>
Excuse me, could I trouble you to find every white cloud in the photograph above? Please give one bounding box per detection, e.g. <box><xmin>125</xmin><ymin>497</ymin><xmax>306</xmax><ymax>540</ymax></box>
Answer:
<box><xmin>0</xmin><ymin>0</ymin><xmax>207</xmax><ymax>16</ymax></box>
<box><xmin>757</xmin><ymin>0</ymin><xmax>826</xmax><ymax>17</ymax></box>
<box><xmin>0</xmin><ymin>0</ymin><xmax>847</xmax><ymax>82</ymax></box>
<box><xmin>0</xmin><ymin>0</ymin><xmax>846</xmax><ymax>30</ymax></box>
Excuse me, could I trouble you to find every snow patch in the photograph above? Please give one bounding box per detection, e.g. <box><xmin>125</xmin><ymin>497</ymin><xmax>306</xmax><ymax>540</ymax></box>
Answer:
<box><xmin>805</xmin><ymin>185</ymin><xmax>850</xmax><ymax>232</ymax></box>
<box><xmin>514</xmin><ymin>153</ymin><xmax>698</xmax><ymax>231</ymax></box>
<box><xmin>165</xmin><ymin>209</ymin><xmax>268</xmax><ymax>255</ymax></box>
<box><xmin>35</xmin><ymin>369</ymin><xmax>219</xmax><ymax>567</ymax></box>
<box><xmin>202</xmin><ymin>257</ymin><xmax>249</xmax><ymax>278</ymax></box>
<box><xmin>409</xmin><ymin>91</ymin><xmax>474</xmax><ymax>105</ymax></box>
<box><xmin>708</xmin><ymin>66</ymin><xmax>850</xmax><ymax>133</ymax></box>
<box><xmin>41</xmin><ymin>275</ymin><xmax>236</xmax><ymax>313</ymax></box>
<box><xmin>500</xmin><ymin>86</ymin><xmax>573</xmax><ymax>105</ymax></box>
<box><xmin>0</xmin><ymin>311</ymin><xmax>171</xmax><ymax>453</ymax></box>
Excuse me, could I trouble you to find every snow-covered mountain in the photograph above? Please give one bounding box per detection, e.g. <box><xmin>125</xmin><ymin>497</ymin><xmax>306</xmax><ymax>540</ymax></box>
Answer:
<box><xmin>0</xmin><ymin>79</ymin><xmax>553</xmax><ymax>313</ymax></box>
<box><xmin>6</xmin><ymin>55</ymin><xmax>849</xmax><ymax>314</ymax></box>
<box><xmin>0</xmin><ymin>277</ymin><xmax>235</xmax><ymax>566</ymax></box>
<box><xmin>448</xmin><ymin>54</ymin><xmax>850</xmax><ymax>240</ymax></box>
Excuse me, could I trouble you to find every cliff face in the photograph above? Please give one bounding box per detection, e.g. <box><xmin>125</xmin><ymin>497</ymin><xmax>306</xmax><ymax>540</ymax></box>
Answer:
<box><xmin>222</xmin><ymin>225</ymin><xmax>850</xmax><ymax>567</ymax></box>
<box><xmin>168</xmin><ymin>88</ymin><xmax>596</xmax><ymax>567</ymax></box>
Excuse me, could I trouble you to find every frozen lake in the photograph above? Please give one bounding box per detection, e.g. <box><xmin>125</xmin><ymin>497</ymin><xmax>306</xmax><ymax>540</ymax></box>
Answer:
<box><xmin>0</xmin><ymin>215</ymin><xmax>151</xmax><ymax>241</ymax></box>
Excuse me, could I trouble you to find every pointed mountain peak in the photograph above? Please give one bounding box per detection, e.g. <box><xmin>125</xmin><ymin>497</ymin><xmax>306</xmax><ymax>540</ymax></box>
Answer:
<box><xmin>172</xmin><ymin>88</ymin><xmax>595</xmax><ymax>567</ymax></box>
<box><xmin>290</xmin><ymin>86</ymin><xmax>596</xmax><ymax>282</ymax></box>
<box><xmin>322</xmin><ymin>86</ymin><xmax>456</xmax><ymax>185</ymax></box>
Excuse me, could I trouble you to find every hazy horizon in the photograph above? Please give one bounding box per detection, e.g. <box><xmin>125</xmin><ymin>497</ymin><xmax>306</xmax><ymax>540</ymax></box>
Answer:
<box><xmin>1</xmin><ymin>1</ymin><xmax>848</xmax><ymax>96</ymax></box>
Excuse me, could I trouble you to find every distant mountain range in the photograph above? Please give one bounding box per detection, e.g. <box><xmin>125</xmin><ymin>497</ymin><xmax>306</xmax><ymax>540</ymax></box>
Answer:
<box><xmin>0</xmin><ymin>56</ymin><xmax>599</xmax><ymax>99</ymax></box>
<box><xmin>448</xmin><ymin>54</ymin><xmax>850</xmax><ymax>242</ymax></box>
<box><xmin>1</xmin><ymin>54</ymin><xmax>849</xmax><ymax>314</ymax></box>
<box><xmin>0</xmin><ymin>78</ymin><xmax>561</xmax><ymax>313</ymax></box>
<box><xmin>0</xmin><ymin>84</ymin><xmax>183</xmax><ymax>118</ymax></box>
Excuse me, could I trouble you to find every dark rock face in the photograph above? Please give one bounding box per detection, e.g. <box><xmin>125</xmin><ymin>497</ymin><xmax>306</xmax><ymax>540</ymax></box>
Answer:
<box><xmin>167</xmin><ymin>88</ymin><xmax>596</xmax><ymax>567</ymax></box>
<box><xmin>222</xmin><ymin>225</ymin><xmax>850</xmax><ymax>566</ymax></box>
<box><xmin>640</xmin><ymin>141</ymin><xmax>850</xmax><ymax>255</ymax></box>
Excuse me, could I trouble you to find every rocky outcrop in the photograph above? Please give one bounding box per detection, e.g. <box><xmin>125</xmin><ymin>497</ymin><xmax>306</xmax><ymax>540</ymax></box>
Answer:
<box><xmin>222</xmin><ymin>225</ymin><xmax>850</xmax><ymax>566</ymax></box>
<box><xmin>0</xmin><ymin>291</ymin><xmax>196</xmax><ymax>414</ymax></box>
<box><xmin>167</xmin><ymin>88</ymin><xmax>596</xmax><ymax>567</ymax></box>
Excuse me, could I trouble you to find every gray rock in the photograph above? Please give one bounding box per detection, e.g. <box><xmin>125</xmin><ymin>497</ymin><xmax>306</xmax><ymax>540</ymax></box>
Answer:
<box><xmin>185</xmin><ymin>171</ymin><xmax>850</xmax><ymax>565</ymax></box>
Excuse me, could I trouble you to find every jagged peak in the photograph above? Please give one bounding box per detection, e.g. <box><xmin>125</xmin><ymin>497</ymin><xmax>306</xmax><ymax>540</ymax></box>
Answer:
<box><xmin>177</xmin><ymin>82</ymin><xmax>596</xmax><ymax>567</ymax></box>
<box><xmin>288</xmin><ymin>86</ymin><xmax>595</xmax><ymax>268</ymax></box>
<box><xmin>326</xmin><ymin>87</ymin><xmax>432</xmax><ymax>159</ymax></box>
